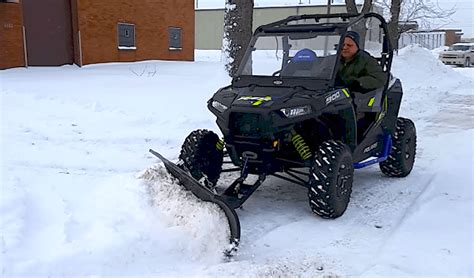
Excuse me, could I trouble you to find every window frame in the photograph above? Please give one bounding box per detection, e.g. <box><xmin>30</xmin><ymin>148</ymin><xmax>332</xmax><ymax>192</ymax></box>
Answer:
<box><xmin>168</xmin><ymin>27</ymin><xmax>183</xmax><ymax>51</ymax></box>
<box><xmin>117</xmin><ymin>22</ymin><xmax>136</xmax><ymax>50</ymax></box>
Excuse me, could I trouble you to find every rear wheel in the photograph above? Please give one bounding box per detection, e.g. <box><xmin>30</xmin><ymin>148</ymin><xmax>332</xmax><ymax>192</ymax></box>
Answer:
<box><xmin>179</xmin><ymin>129</ymin><xmax>223</xmax><ymax>187</ymax></box>
<box><xmin>308</xmin><ymin>140</ymin><xmax>354</xmax><ymax>219</ymax></box>
<box><xmin>463</xmin><ymin>57</ymin><xmax>470</xmax><ymax>68</ymax></box>
<box><xmin>379</xmin><ymin>117</ymin><xmax>417</xmax><ymax>177</ymax></box>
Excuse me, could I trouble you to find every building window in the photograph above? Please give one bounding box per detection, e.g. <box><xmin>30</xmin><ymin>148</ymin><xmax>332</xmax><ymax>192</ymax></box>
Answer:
<box><xmin>169</xmin><ymin>27</ymin><xmax>182</xmax><ymax>50</ymax></box>
<box><xmin>117</xmin><ymin>23</ymin><xmax>136</xmax><ymax>50</ymax></box>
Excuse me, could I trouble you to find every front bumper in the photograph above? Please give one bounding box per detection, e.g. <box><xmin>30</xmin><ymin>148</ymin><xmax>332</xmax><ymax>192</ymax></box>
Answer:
<box><xmin>440</xmin><ymin>57</ymin><xmax>465</xmax><ymax>65</ymax></box>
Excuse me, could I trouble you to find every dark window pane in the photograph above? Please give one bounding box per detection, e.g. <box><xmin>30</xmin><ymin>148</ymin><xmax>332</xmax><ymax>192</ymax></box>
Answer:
<box><xmin>169</xmin><ymin>27</ymin><xmax>182</xmax><ymax>50</ymax></box>
<box><xmin>118</xmin><ymin>23</ymin><xmax>135</xmax><ymax>48</ymax></box>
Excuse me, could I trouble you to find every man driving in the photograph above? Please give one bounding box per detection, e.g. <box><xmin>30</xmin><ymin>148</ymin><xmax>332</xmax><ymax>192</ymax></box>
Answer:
<box><xmin>336</xmin><ymin>31</ymin><xmax>387</xmax><ymax>93</ymax></box>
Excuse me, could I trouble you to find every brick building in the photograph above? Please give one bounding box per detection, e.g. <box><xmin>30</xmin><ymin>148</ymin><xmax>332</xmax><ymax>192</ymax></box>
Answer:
<box><xmin>0</xmin><ymin>0</ymin><xmax>194</xmax><ymax>70</ymax></box>
<box><xmin>434</xmin><ymin>29</ymin><xmax>463</xmax><ymax>46</ymax></box>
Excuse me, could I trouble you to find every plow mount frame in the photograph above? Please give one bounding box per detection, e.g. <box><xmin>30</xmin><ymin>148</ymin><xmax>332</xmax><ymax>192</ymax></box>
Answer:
<box><xmin>149</xmin><ymin>149</ymin><xmax>313</xmax><ymax>256</ymax></box>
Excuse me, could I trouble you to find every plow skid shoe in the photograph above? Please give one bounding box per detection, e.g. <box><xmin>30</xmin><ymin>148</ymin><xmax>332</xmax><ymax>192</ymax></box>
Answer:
<box><xmin>149</xmin><ymin>149</ymin><xmax>240</xmax><ymax>256</ymax></box>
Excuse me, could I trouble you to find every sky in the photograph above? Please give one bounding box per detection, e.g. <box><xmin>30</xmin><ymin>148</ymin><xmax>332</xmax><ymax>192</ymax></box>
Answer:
<box><xmin>196</xmin><ymin>0</ymin><xmax>474</xmax><ymax>38</ymax></box>
<box><xmin>436</xmin><ymin>0</ymin><xmax>474</xmax><ymax>38</ymax></box>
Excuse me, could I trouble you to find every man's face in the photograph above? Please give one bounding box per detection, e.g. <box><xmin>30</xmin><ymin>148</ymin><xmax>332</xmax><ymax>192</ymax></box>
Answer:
<box><xmin>341</xmin><ymin>37</ymin><xmax>358</xmax><ymax>60</ymax></box>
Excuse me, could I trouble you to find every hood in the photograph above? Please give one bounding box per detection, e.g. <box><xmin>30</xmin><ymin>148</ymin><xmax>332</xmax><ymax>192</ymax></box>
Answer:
<box><xmin>231</xmin><ymin>86</ymin><xmax>305</xmax><ymax>108</ymax></box>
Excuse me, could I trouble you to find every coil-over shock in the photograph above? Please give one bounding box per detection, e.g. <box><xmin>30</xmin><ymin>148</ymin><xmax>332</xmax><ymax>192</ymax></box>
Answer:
<box><xmin>216</xmin><ymin>139</ymin><xmax>225</xmax><ymax>151</ymax></box>
<box><xmin>291</xmin><ymin>131</ymin><xmax>312</xmax><ymax>160</ymax></box>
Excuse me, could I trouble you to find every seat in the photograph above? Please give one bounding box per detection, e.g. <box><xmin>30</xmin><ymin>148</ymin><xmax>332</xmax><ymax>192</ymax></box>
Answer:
<box><xmin>281</xmin><ymin>48</ymin><xmax>318</xmax><ymax>77</ymax></box>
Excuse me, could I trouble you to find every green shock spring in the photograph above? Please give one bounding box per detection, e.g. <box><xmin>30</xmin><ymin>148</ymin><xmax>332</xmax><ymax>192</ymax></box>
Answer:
<box><xmin>216</xmin><ymin>139</ymin><xmax>225</xmax><ymax>151</ymax></box>
<box><xmin>291</xmin><ymin>132</ymin><xmax>312</xmax><ymax>160</ymax></box>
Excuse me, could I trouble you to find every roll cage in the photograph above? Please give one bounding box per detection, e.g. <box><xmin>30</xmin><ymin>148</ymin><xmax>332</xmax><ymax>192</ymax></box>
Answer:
<box><xmin>234</xmin><ymin>13</ymin><xmax>393</xmax><ymax>92</ymax></box>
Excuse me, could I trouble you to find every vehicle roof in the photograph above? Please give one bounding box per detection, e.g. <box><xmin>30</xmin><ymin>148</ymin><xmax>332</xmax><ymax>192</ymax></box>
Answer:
<box><xmin>452</xmin><ymin>43</ymin><xmax>474</xmax><ymax>46</ymax></box>
<box><xmin>256</xmin><ymin>13</ymin><xmax>362</xmax><ymax>34</ymax></box>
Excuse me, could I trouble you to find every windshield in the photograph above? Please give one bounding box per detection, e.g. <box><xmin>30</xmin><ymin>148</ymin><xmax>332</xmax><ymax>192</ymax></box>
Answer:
<box><xmin>238</xmin><ymin>32</ymin><xmax>341</xmax><ymax>80</ymax></box>
<box><xmin>449</xmin><ymin>45</ymin><xmax>470</xmax><ymax>51</ymax></box>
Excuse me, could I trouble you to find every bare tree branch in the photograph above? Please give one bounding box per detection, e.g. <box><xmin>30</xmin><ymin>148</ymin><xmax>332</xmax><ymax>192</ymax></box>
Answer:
<box><xmin>378</xmin><ymin>0</ymin><xmax>456</xmax><ymax>49</ymax></box>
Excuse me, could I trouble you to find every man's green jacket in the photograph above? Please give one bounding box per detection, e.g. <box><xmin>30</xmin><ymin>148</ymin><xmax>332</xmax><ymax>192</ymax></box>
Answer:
<box><xmin>336</xmin><ymin>50</ymin><xmax>387</xmax><ymax>92</ymax></box>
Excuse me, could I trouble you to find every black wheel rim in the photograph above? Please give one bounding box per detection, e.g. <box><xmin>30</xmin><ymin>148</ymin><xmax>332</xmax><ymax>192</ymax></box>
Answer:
<box><xmin>336</xmin><ymin>162</ymin><xmax>351</xmax><ymax>199</ymax></box>
<box><xmin>404</xmin><ymin>137</ymin><xmax>412</xmax><ymax>160</ymax></box>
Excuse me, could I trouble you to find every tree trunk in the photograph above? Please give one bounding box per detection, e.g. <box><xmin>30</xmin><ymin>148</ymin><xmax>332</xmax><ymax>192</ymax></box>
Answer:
<box><xmin>388</xmin><ymin>0</ymin><xmax>402</xmax><ymax>50</ymax></box>
<box><xmin>344</xmin><ymin>0</ymin><xmax>373</xmax><ymax>49</ymax></box>
<box><xmin>223</xmin><ymin>0</ymin><xmax>254</xmax><ymax>77</ymax></box>
<box><xmin>345</xmin><ymin>0</ymin><xmax>358</xmax><ymax>14</ymax></box>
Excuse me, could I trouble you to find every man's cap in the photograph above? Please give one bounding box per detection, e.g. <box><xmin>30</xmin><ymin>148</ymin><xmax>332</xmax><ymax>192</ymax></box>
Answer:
<box><xmin>345</xmin><ymin>31</ymin><xmax>360</xmax><ymax>48</ymax></box>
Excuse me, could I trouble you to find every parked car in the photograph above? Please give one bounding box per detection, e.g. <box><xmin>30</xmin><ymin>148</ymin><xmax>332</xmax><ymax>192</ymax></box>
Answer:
<box><xmin>439</xmin><ymin>43</ymin><xmax>474</xmax><ymax>67</ymax></box>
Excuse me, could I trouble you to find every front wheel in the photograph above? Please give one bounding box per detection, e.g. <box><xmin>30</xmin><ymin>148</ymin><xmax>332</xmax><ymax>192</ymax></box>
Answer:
<box><xmin>379</xmin><ymin>117</ymin><xmax>417</xmax><ymax>177</ymax></box>
<box><xmin>307</xmin><ymin>140</ymin><xmax>354</xmax><ymax>219</ymax></box>
<box><xmin>179</xmin><ymin>129</ymin><xmax>223</xmax><ymax>187</ymax></box>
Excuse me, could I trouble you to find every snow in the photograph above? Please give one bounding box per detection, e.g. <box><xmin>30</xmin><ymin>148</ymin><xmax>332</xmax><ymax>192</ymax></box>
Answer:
<box><xmin>196</xmin><ymin>0</ymin><xmax>351</xmax><ymax>9</ymax></box>
<box><xmin>1</xmin><ymin>45</ymin><xmax>473</xmax><ymax>277</ymax></box>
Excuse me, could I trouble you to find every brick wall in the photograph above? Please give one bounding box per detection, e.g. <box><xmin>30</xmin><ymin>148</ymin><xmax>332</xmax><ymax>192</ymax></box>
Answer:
<box><xmin>1</xmin><ymin>0</ymin><xmax>194</xmax><ymax>69</ymax></box>
<box><xmin>0</xmin><ymin>2</ymin><xmax>25</xmax><ymax>70</ymax></box>
<box><xmin>444</xmin><ymin>30</ymin><xmax>462</xmax><ymax>46</ymax></box>
<box><xmin>74</xmin><ymin>0</ymin><xmax>195</xmax><ymax>65</ymax></box>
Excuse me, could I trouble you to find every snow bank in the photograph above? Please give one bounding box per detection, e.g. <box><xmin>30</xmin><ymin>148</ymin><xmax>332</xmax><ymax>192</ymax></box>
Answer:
<box><xmin>392</xmin><ymin>45</ymin><xmax>474</xmax><ymax>128</ymax></box>
<box><xmin>394</xmin><ymin>44</ymin><xmax>470</xmax><ymax>93</ymax></box>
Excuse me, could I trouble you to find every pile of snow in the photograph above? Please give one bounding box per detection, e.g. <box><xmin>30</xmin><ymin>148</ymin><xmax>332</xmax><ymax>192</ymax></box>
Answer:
<box><xmin>138</xmin><ymin>165</ymin><xmax>230</xmax><ymax>257</ymax></box>
<box><xmin>391</xmin><ymin>45</ymin><xmax>474</xmax><ymax>132</ymax></box>
<box><xmin>394</xmin><ymin>45</ymin><xmax>469</xmax><ymax>92</ymax></box>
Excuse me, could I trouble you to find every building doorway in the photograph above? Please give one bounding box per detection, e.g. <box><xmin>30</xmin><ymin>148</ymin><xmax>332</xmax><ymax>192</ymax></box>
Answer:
<box><xmin>22</xmin><ymin>0</ymin><xmax>74</xmax><ymax>66</ymax></box>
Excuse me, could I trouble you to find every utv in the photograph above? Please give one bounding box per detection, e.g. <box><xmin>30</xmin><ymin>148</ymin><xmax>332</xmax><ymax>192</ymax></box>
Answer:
<box><xmin>150</xmin><ymin>12</ymin><xmax>416</xmax><ymax>255</ymax></box>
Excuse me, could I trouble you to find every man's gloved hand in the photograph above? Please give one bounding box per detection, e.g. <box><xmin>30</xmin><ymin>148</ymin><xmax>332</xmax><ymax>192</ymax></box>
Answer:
<box><xmin>349</xmin><ymin>79</ymin><xmax>362</xmax><ymax>92</ymax></box>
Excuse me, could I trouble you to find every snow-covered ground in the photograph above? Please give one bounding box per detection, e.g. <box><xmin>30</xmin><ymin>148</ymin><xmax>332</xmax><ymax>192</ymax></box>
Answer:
<box><xmin>196</xmin><ymin>0</ymin><xmax>351</xmax><ymax>9</ymax></box>
<box><xmin>1</xmin><ymin>45</ymin><xmax>473</xmax><ymax>277</ymax></box>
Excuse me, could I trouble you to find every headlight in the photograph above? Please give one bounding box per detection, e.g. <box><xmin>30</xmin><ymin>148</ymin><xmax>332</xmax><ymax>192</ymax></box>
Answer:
<box><xmin>280</xmin><ymin>105</ymin><xmax>312</xmax><ymax>118</ymax></box>
<box><xmin>211</xmin><ymin>100</ymin><xmax>228</xmax><ymax>113</ymax></box>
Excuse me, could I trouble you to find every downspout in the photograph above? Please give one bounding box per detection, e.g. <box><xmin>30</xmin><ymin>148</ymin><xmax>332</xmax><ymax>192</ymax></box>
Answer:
<box><xmin>78</xmin><ymin>30</ymin><xmax>83</xmax><ymax>66</ymax></box>
<box><xmin>22</xmin><ymin>26</ymin><xmax>28</xmax><ymax>67</ymax></box>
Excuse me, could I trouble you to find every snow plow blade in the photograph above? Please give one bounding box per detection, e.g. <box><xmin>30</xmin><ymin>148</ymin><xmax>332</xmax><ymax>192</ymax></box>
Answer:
<box><xmin>149</xmin><ymin>149</ymin><xmax>240</xmax><ymax>256</ymax></box>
